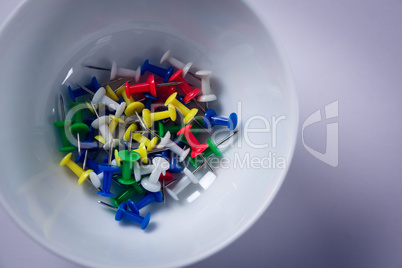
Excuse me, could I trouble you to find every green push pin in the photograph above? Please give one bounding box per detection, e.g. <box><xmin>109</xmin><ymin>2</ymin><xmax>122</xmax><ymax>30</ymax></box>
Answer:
<box><xmin>189</xmin><ymin>131</ymin><xmax>238</xmax><ymax>168</ymax></box>
<box><xmin>117</xmin><ymin>130</ymin><xmax>141</xmax><ymax>185</ymax></box>
<box><xmin>156</xmin><ymin>117</ymin><xmax>205</xmax><ymax>138</ymax></box>
<box><xmin>69</xmin><ymin>102</ymin><xmax>90</xmax><ymax>154</ymax></box>
<box><xmin>110</xmin><ymin>183</ymin><xmax>145</xmax><ymax>208</ymax></box>
<box><xmin>117</xmin><ymin>150</ymin><xmax>141</xmax><ymax>185</ymax></box>
<box><xmin>54</xmin><ymin>95</ymin><xmax>75</xmax><ymax>152</ymax></box>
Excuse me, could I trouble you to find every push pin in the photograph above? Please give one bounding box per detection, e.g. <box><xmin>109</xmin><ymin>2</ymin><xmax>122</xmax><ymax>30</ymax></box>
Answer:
<box><xmin>97</xmin><ymin>152</ymin><xmax>119</xmax><ymax>197</ymax></box>
<box><xmin>132</xmin><ymin>160</ymin><xmax>166</xmax><ymax>182</ymax></box>
<box><xmin>91</xmin><ymin>86</ymin><xmax>127</xmax><ymax>113</ymax></box>
<box><xmin>166</xmin><ymin>168</ymin><xmax>216</xmax><ymax>201</ymax></box>
<box><xmin>125</xmin><ymin>75</ymin><xmax>182</xmax><ymax>98</ymax></box>
<box><xmin>117</xmin><ymin>149</ymin><xmax>141</xmax><ymax>185</ymax></box>
<box><xmin>68</xmin><ymin>77</ymin><xmax>100</xmax><ymax>102</ymax></box>
<box><xmin>78</xmin><ymin>150</ymin><xmax>102</xmax><ymax>190</ymax></box>
<box><xmin>141</xmin><ymin>59</ymin><xmax>174</xmax><ymax>83</ymax></box>
<box><xmin>141</xmin><ymin>104</ymin><xmax>176</xmax><ymax>128</ymax></box>
<box><xmin>167</xmin><ymin>150</ymin><xmax>183</xmax><ymax>173</ymax></box>
<box><xmin>97</xmin><ymin>201</ymin><xmax>151</xmax><ymax>230</ymax></box>
<box><xmin>204</xmin><ymin>109</ymin><xmax>238</xmax><ymax>131</ymax></box>
<box><xmin>141</xmin><ymin>157</ymin><xmax>170</xmax><ymax>192</ymax></box>
<box><xmin>190</xmin><ymin>130</ymin><xmax>238</xmax><ymax>168</ymax></box>
<box><xmin>156</xmin><ymin>132</ymin><xmax>190</xmax><ymax>162</ymax></box>
<box><xmin>168</xmin><ymin>70</ymin><xmax>200</xmax><ymax>104</ymax></box>
<box><xmin>110</xmin><ymin>183</ymin><xmax>145</xmax><ymax>208</ymax></box>
<box><xmin>164</xmin><ymin>92</ymin><xmax>198</xmax><ymax>125</ymax></box>
<box><xmin>133</xmin><ymin>191</ymin><xmax>163</xmax><ymax>210</ymax></box>
<box><xmin>91</xmin><ymin>113</ymin><xmax>119</xmax><ymax>150</ymax></box>
<box><xmin>54</xmin><ymin>95</ymin><xmax>75</xmax><ymax>152</ymax></box>
<box><xmin>60</xmin><ymin>153</ymin><xmax>93</xmax><ymax>185</ymax></box>
<box><xmin>69</xmin><ymin>102</ymin><xmax>90</xmax><ymax>155</ymax></box>
<box><xmin>160</xmin><ymin>50</ymin><xmax>195</xmax><ymax>78</ymax></box>
<box><xmin>85</xmin><ymin>62</ymin><xmax>141</xmax><ymax>82</ymax></box>
<box><xmin>132</xmin><ymin>133</ymin><xmax>158</xmax><ymax>151</ymax></box>
<box><xmin>177</xmin><ymin>124</ymin><xmax>209</xmax><ymax>158</ymax></box>
<box><xmin>108</xmin><ymin>100</ymin><xmax>126</xmax><ymax>135</ymax></box>
<box><xmin>196</xmin><ymin>70</ymin><xmax>217</xmax><ymax>103</ymax></box>
<box><xmin>155</xmin><ymin>119</ymin><xmax>202</xmax><ymax>139</ymax></box>
<box><xmin>104</xmin><ymin>84</ymin><xmax>120</xmax><ymax>102</ymax></box>
<box><xmin>121</xmin><ymin>90</ymin><xmax>145</xmax><ymax>117</ymax></box>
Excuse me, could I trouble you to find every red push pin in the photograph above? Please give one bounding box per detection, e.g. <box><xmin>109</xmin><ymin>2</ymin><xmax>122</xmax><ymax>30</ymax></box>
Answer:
<box><xmin>168</xmin><ymin>70</ymin><xmax>200</xmax><ymax>104</ymax></box>
<box><xmin>125</xmin><ymin>74</ymin><xmax>157</xmax><ymax>97</ymax></box>
<box><xmin>177</xmin><ymin>124</ymin><xmax>209</xmax><ymax>158</ymax></box>
<box><xmin>125</xmin><ymin>75</ymin><xmax>182</xmax><ymax>99</ymax></box>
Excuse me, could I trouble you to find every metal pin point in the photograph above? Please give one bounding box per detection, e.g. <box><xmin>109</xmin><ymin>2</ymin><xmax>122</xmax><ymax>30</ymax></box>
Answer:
<box><xmin>199</xmin><ymin>153</ymin><xmax>214</xmax><ymax>173</ymax></box>
<box><xmin>85</xmin><ymin>65</ymin><xmax>112</xmax><ymax>72</ymax></box>
<box><xmin>101</xmin><ymin>77</ymin><xmax>123</xmax><ymax>87</ymax></box>
<box><xmin>108</xmin><ymin>149</ymin><xmax>113</xmax><ymax>166</ymax></box>
<box><xmin>59</xmin><ymin>95</ymin><xmax>65</xmax><ymax>121</ymax></box>
<box><xmin>188</xmin><ymin>117</ymin><xmax>211</xmax><ymax>134</ymax></box>
<box><xmin>82</xmin><ymin>150</ymin><xmax>88</xmax><ymax>170</ymax></box>
<box><xmin>90</xmin><ymin>102</ymin><xmax>99</xmax><ymax>118</ymax></box>
<box><xmin>162</xmin><ymin>180</ymin><xmax>166</xmax><ymax>204</ymax></box>
<box><xmin>216</xmin><ymin>130</ymin><xmax>238</xmax><ymax>147</ymax></box>
<box><xmin>77</xmin><ymin>133</ymin><xmax>81</xmax><ymax>156</ymax></box>
<box><xmin>128</xmin><ymin>129</ymin><xmax>133</xmax><ymax>152</ymax></box>
<box><xmin>76</xmin><ymin>83</ymin><xmax>95</xmax><ymax>95</ymax></box>
<box><xmin>164</xmin><ymin>178</ymin><xmax>177</xmax><ymax>188</ymax></box>
<box><xmin>97</xmin><ymin>200</ymin><xmax>117</xmax><ymax>211</ymax></box>
<box><xmin>192</xmin><ymin>98</ymin><xmax>206</xmax><ymax>113</ymax></box>
<box><xmin>134</xmin><ymin>111</ymin><xmax>162</xmax><ymax>139</ymax></box>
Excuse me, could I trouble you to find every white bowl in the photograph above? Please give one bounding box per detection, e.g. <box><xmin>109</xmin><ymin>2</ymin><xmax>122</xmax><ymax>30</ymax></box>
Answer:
<box><xmin>0</xmin><ymin>0</ymin><xmax>298</xmax><ymax>267</ymax></box>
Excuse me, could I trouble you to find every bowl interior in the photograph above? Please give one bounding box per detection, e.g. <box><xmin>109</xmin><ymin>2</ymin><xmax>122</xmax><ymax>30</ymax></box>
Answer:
<box><xmin>0</xmin><ymin>1</ymin><xmax>298</xmax><ymax>267</ymax></box>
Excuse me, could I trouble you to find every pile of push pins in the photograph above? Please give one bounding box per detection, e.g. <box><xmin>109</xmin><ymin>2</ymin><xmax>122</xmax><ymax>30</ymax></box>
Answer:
<box><xmin>55</xmin><ymin>50</ymin><xmax>238</xmax><ymax>230</ymax></box>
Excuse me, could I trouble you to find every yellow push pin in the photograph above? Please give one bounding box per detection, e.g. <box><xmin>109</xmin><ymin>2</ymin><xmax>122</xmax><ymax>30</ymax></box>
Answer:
<box><xmin>60</xmin><ymin>152</ymin><xmax>93</xmax><ymax>185</ymax></box>
<box><xmin>133</xmin><ymin>143</ymin><xmax>148</xmax><ymax>164</ymax></box>
<box><xmin>104</xmin><ymin>84</ymin><xmax>120</xmax><ymax>102</ymax></box>
<box><xmin>132</xmin><ymin>133</ymin><xmax>158</xmax><ymax>151</ymax></box>
<box><xmin>142</xmin><ymin>104</ymin><xmax>176</xmax><ymax>128</ymax></box>
<box><xmin>123</xmin><ymin>123</ymin><xmax>139</xmax><ymax>141</ymax></box>
<box><xmin>164</xmin><ymin>92</ymin><xmax>198</xmax><ymax>125</ymax></box>
<box><xmin>122</xmin><ymin>90</ymin><xmax>145</xmax><ymax>117</ymax></box>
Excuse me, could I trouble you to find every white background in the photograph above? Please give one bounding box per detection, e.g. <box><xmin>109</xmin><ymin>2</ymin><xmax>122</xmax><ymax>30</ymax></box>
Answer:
<box><xmin>1</xmin><ymin>1</ymin><xmax>402</xmax><ymax>267</ymax></box>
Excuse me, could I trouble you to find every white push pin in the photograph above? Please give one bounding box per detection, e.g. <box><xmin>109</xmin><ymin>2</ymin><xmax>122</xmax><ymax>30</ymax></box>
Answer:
<box><xmin>166</xmin><ymin>169</ymin><xmax>216</xmax><ymax>201</ymax></box>
<box><xmin>196</xmin><ymin>70</ymin><xmax>217</xmax><ymax>102</ymax></box>
<box><xmin>133</xmin><ymin>162</ymin><xmax>159</xmax><ymax>182</ymax></box>
<box><xmin>89</xmin><ymin>171</ymin><xmax>103</xmax><ymax>189</ymax></box>
<box><xmin>91</xmin><ymin>115</ymin><xmax>119</xmax><ymax>149</ymax></box>
<box><xmin>92</xmin><ymin>87</ymin><xmax>126</xmax><ymax>112</ymax></box>
<box><xmin>160</xmin><ymin>50</ymin><xmax>193</xmax><ymax>78</ymax></box>
<box><xmin>141</xmin><ymin>157</ymin><xmax>170</xmax><ymax>192</ymax></box>
<box><xmin>110</xmin><ymin>61</ymin><xmax>141</xmax><ymax>82</ymax></box>
<box><xmin>156</xmin><ymin>132</ymin><xmax>190</xmax><ymax>162</ymax></box>
<box><xmin>85</xmin><ymin>62</ymin><xmax>141</xmax><ymax>82</ymax></box>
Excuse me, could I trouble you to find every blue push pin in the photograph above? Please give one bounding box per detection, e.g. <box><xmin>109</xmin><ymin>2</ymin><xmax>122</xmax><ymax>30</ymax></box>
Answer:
<box><xmin>132</xmin><ymin>192</ymin><xmax>163</xmax><ymax>210</ymax></box>
<box><xmin>97</xmin><ymin>201</ymin><xmax>151</xmax><ymax>230</ymax></box>
<box><xmin>68</xmin><ymin>77</ymin><xmax>100</xmax><ymax>102</ymax></box>
<box><xmin>75</xmin><ymin>150</ymin><xmax>101</xmax><ymax>174</ymax></box>
<box><xmin>97</xmin><ymin>154</ymin><xmax>119</xmax><ymax>197</ymax></box>
<box><xmin>143</xmin><ymin>92</ymin><xmax>159</xmax><ymax>110</ymax></box>
<box><xmin>141</xmin><ymin>59</ymin><xmax>174</xmax><ymax>83</ymax></box>
<box><xmin>203</xmin><ymin>109</ymin><xmax>238</xmax><ymax>131</ymax></box>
